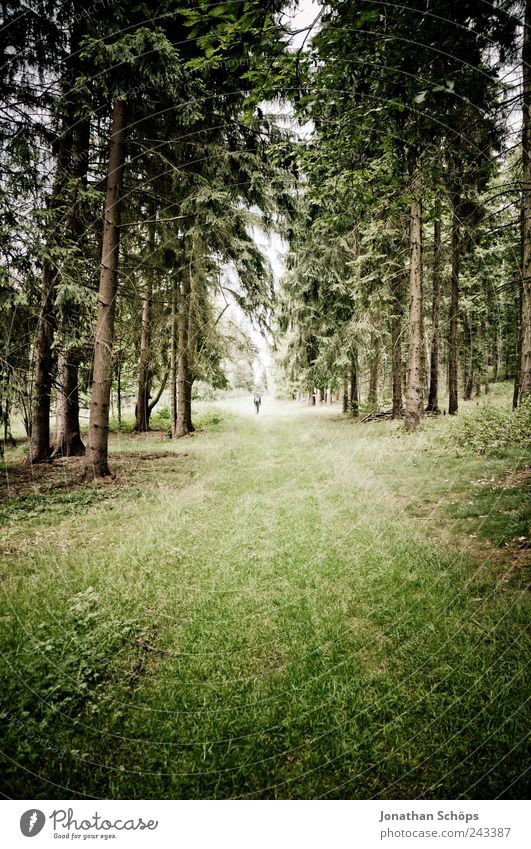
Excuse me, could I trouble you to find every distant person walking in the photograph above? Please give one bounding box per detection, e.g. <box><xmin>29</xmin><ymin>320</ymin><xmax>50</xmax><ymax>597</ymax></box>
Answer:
<box><xmin>253</xmin><ymin>393</ymin><xmax>262</xmax><ymax>414</ymax></box>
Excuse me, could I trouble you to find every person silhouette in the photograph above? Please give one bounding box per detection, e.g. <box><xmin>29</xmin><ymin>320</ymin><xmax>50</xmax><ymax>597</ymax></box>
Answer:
<box><xmin>253</xmin><ymin>393</ymin><xmax>262</xmax><ymax>414</ymax></box>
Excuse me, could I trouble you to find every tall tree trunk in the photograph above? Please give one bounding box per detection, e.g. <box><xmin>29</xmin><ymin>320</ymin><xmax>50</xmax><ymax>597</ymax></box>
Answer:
<box><xmin>404</xmin><ymin>168</ymin><xmax>424</xmax><ymax>431</ymax></box>
<box><xmin>52</xmin><ymin>13</ymin><xmax>93</xmax><ymax>458</ymax></box>
<box><xmin>520</xmin><ymin>0</ymin><xmax>531</xmax><ymax>402</ymax></box>
<box><xmin>426</xmin><ymin>210</ymin><xmax>442</xmax><ymax>413</ymax></box>
<box><xmin>116</xmin><ymin>352</ymin><xmax>122</xmax><ymax>427</ymax></box>
<box><xmin>53</xmin><ymin>115</ymin><xmax>90</xmax><ymax>458</ymax></box>
<box><xmin>29</xmin><ymin>270</ymin><xmax>57</xmax><ymax>463</ymax></box>
<box><xmin>391</xmin><ymin>277</ymin><xmax>403</xmax><ymax>418</ymax></box>
<box><xmin>170</xmin><ymin>278</ymin><xmax>178</xmax><ymax>437</ymax></box>
<box><xmin>29</xmin><ymin>128</ymin><xmax>74</xmax><ymax>463</ymax></box>
<box><xmin>85</xmin><ymin>100</ymin><xmax>127</xmax><ymax>478</ymax></box>
<box><xmin>174</xmin><ymin>260</ymin><xmax>192</xmax><ymax>438</ymax></box>
<box><xmin>482</xmin><ymin>320</ymin><xmax>490</xmax><ymax>394</ymax></box>
<box><xmin>448</xmin><ymin>194</ymin><xmax>460</xmax><ymax>415</ymax></box>
<box><xmin>185</xmin><ymin>271</ymin><xmax>195</xmax><ymax>433</ymax></box>
<box><xmin>342</xmin><ymin>375</ymin><xmax>349</xmax><ymax>413</ymax></box>
<box><xmin>51</xmin><ymin>347</ymin><xmax>85</xmax><ymax>457</ymax></box>
<box><xmin>134</xmin><ymin>276</ymin><xmax>153</xmax><ymax>432</ymax></box>
<box><xmin>349</xmin><ymin>351</ymin><xmax>359</xmax><ymax>418</ymax></box>
<box><xmin>462</xmin><ymin>312</ymin><xmax>473</xmax><ymax>401</ymax></box>
<box><xmin>368</xmin><ymin>331</ymin><xmax>379</xmax><ymax>407</ymax></box>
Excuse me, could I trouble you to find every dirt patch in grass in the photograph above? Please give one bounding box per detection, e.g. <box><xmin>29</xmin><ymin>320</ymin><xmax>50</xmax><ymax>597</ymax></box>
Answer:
<box><xmin>494</xmin><ymin>464</ymin><xmax>531</xmax><ymax>491</ymax></box>
<box><xmin>1</xmin><ymin>451</ymin><xmax>188</xmax><ymax>501</ymax></box>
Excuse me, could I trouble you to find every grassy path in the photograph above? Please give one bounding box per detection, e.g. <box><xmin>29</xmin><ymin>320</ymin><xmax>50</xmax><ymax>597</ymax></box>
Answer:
<box><xmin>1</xmin><ymin>401</ymin><xmax>529</xmax><ymax>798</ymax></box>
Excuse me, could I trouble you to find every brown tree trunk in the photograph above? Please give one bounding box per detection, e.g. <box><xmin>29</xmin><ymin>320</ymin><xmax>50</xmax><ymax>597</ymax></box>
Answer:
<box><xmin>29</xmin><ymin>272</ymin><xmax>57</xmax><ymax>463</ymax></box>
<box><xmin>448</xmin><ymin>195</ymin><xmax>460</xmax><ymax>415</ymax></box>
<box><xmin>53</xmin><ymin>115</ymin><xmax>90</xmax><ymax>458</ymax></box>
<box><xmin>368</xmin><ymin>331</ymin><xmax>379</xmax><ymax>407</ymax></box>
<box><xmin>520</xmin><ymin>0</ymin><xmax>531</xmax><ymax>401</ymax></box>
<box><xmin>390</xmin><ymin>276</ymin><xmax>403</xmax><ymax>418</ymax></box>
<box><xmin>349</xmin><ymin>352</ymin><xmax>359</xmax><ymax>418</ymax></box>
<box><xmin>482</xmin><ymin>320</ymin><xmax>490</xmax><ymax>394</ymax></box>
<box><xmin>51</xmin><ymin>347</ymin><xmax>85</xmax><ymax>457</ymax></box>
<box><xmin>426</xmin><ymin>211</ymin><xmax>441</xmax><ymax>413</ymax></box>
<box><xmin>342</xmin><ymin>375</ymin><xmax>349</xmax><ymax>413</ymax></box>
<box><xmin>29</xmin><ymin>128</ymin><xmax>74</xmax><ymax>463</ymax></box>
<box><xmin>462</xmin><ymin>312</ymin><xmax>473</xmax><ymax>401</ymax></box>
<box><xmin>185</xmin><ymin>272</ymin><xmax>195</xmax><ymax>433</ymax></box>
<box><xmin>134</xmin><ymin>276</ymin><xmax>152</xmax><ymax>432</ymax></box>
<box><xmin>170</xmin><ymin>279</ymin><xmax>178</xmax><ymax>437</ymax></box>
<box><xmin>174</xmin><ymin>261</ymin><xmax>192</xmax><ymax>438</ymax></box>
<box><xmin>85</xmin><ymin>100</ymin><xmax>127</xmax><ymax>478</ymax></box>
<box><xmin>116</xmin><ymin>353</ymin><xmax>122</xmax><ymax>427</ymax></box>
<box><xmin>404</xmin><ymin>168</ymin><xmax>424</xmax><ymax>431</ymax></box>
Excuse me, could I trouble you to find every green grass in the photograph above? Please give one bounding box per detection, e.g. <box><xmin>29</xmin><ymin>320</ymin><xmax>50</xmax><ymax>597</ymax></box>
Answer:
<box><xmin>0</xmin><ymin>392</ymin><xmax>529</xmax><ymax>799</ymax></box>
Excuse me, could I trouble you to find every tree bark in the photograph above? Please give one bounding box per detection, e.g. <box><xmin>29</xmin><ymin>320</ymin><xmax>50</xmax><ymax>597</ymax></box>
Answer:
<box><xmin>520</xmin><ymin>0</ymin><xmax>531</xmax><ymax>401</ymax></box>
<box><xmin>342</xmin><ymin>375</ymin><xmax>349</xmax><ymax>413</ymax></box>
<box><xmin>426</xmin><ymin>210</ymin><xmax>441</xmax><ymax>413</ymax></box>
<box><xmin>29</xmin><ymin>128</ymin><xmax>74</xmax><ymax>463</ymax></box>
<box><xmin>51</xmin><ymin>347</ymin><xmax>85</xmax><ymax>457</ymax></box>
<box><xmin>482</xmin><ymin>320</ymin><xmax>490</xmax><ymax>394</ymax></box>
<box><xmin>448</xmin><ymin>194</ymin><xmax>460</xmax><ymax>415</ymax></box>
<box><xmin>170</xmin><ymin>278</ymin><xmax>178</xmax><ymax>436</ymax></box>
<box><xmin>404</xmin><ymin>168</ymin><xmax>424</xmax><ymax>431</ymax></box>
<box><xmin>116</xmin><ymin>353</ymin><xmax>122</xmax><ymax>427</ymax></box>
<box><xmin>53</xmin><ymin>115</ymin><xmax>90</xmax><ymax>458</ymax></box>
<box><xmin>368</xmin><ymin>331</ymin><xmax>379</xmax><ymax>407</ymax></box>
<box><xmin>349</xmin><ymin>351</ymin><xmax>359</xmax><ymax>418</ymax></box>
<box><xmin>390</xmin><ymin>275</ymin><xmax>403</xmax><ymax>418</ymax></box>
<box><xmin>29</xmin><ymin>271</ymin><xmax>57</xmax><ymax>463</ymax></box>
<box><xmin>185</xmin><ymin>270</ymin><xmax>195</xmax><ymax>433</ymax></box>
<box><xmin>462</xmin><ymin>312</ymin><xmax>473</xmax><ymax>401</ymax></box>
<box><xmin>174</xmin><ymin>260</ymin><xmax>192</xmax><ymax>438</ymax></box>
<box><xmin>134</xmin><ymin>276</ymin><xmax>152</xmax><ymax>432</ymax></box>
<box><xmin>85</xmin><ymin>100</ymin><xmax>127</xmax><ymax>478</ymax></box>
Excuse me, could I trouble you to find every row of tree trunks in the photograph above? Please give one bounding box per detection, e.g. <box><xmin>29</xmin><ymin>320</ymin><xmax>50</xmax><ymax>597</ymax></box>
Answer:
<box><xmin>462</xmin><ymin>311</ymin><xmax>473</xmax><ymax>401</ymax></box>
<box><xmin>29</xmin><ymin>120</ymin><xmax>74</xmax><ymax>463</ymax></box>
<box><xmin>520</xmin><ymin>0</ymin><xmax>531</xmax><ymax>403</ymax></box>
<box><xmin>29</xmin><ymin>17</ymin><xmax>91</xmax><ymax>463</ymax></box>
<box><xmin>52</xmin><ymin>110</ymin><xmax>91</xmax><ymax>458</ymax></box>
<box><xmin>85</xmin><ymin>99</ymin><xmax>127</xmax><ymax>478</ymax></box>
<box><xmin>426</xmin><ymin>209</ymin><xmax>441</xmax><ymax>413</ymax></box>
<box><xmin>404</xmin><ymin>166</ymin><xmax>424</xmax><ymax>432</ymax></box>
<box><xmin>29</xmin><ymin>269</ymin><xmax>57</xmax><ymax>464</ymax></box>
<box><xmin>448</xmin><ymin>193</ymin><xmax>460</xmax><ymax>415</ymax></box>
<box><xmin>349</xmin><ymin>350</ymin><xmax>359</xmax><ymax>417</ymax></box>
<box><xmin>390</xmin><ymin>275</ymin><xmax>403</xmax><ymax>419</ymax></box>
<box><xmin>174</xmin><ymin>256</ymin><xmax>194</xmax><ymax>438</ymax></box>
<box><xmin>170</xmin><ymin>278</ymin><xmax>178</xmax><ymax>433</ymax></box>
<box><xmin>368</xmin><ymin>330</ymin><xmax>379</xmax><ymax>407</ymax></box>
<box><xmin>134</xmin><ymin>275</ymin><xmax>153</xmax><ymax>433</ymax></box>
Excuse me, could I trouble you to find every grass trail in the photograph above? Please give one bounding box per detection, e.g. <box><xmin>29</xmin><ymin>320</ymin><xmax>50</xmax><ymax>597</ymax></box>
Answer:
<box><xmin>0</xmin><ymin>399</ymin><xmax>529</xmax><ymax>799</ymax></box>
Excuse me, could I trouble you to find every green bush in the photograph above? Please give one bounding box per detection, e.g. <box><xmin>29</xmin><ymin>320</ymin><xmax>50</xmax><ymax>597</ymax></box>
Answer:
<box><xmin>108</xmin><ymin>415</ymin><xmax>135</xmax><ymax>433</ymax></box>
<box><xmin>150</xmin><ymin>406</ymin><xmax>171</xmax><ymax>430</ymax></box>
<box><xmin>444</xmin><ymin>397</ymin><xmax>531</xmax><ymax>454</ymax></box>
<box><xmin>194</xmin><ymin>409</ymin><xmax>225</xmax><ymax>431</ymax></box>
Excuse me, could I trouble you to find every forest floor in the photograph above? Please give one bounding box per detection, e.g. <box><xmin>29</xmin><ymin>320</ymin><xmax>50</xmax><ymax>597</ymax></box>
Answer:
<box><xmin>0</xmin><ymin>386</ymin><xmax>530</xmax><ymax>799</ymax></box>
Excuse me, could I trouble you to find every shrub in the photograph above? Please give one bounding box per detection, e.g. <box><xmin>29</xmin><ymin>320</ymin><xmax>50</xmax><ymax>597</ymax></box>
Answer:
<box><xmin>444</xmin><ymin>397</ymin><xmax>531</xmax><ymax>454</ymax></box>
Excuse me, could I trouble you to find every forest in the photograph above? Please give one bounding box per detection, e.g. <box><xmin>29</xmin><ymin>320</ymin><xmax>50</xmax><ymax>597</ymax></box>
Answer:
<box><xmin>1</xmin><ymin>0</ymin><xmax>530</xmax><ymax>802</ymax></box>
